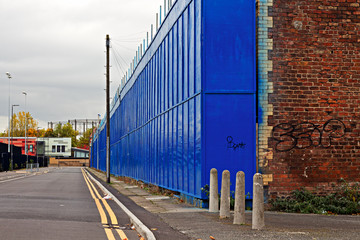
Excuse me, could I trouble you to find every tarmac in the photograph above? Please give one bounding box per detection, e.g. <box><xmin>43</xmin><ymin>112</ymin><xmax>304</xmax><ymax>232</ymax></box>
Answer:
<box><xmin>86</xmin><ymin>168</ymin><xmax>360</xmax><ymax>240</ymax></box>
<box><xmin>2</xmin><ymin>167</ymin><xmax>359</xmax><ymax>240</ymax></box>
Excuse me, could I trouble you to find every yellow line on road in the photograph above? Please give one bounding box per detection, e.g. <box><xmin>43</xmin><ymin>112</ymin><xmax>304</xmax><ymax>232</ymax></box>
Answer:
<box><xmin>82</xmin><ymin>168</ymin><xmax>130</xmax><ymax>240</ymax></box>
<box><xmin>81</xmin><ymin>169</ymin><xmax>108</xmax><ymax>225</ymax></box>
<box><xmin>81</xmin><ymin>170</ymin><xmax>96</xmax><ymax>199</ymax></box>
<box><xmin>83</xmin><ymin>169</ymin><xmax>119</xmax><ymax>226</ymax></box>
<box><xmin>104</xmin><ymin>228</ymin><xmax>116</xmax><ymax>240</ymax></box>
<box><xmin>101</xmin><ymin>198</ymin><xmax>119</xmax><ymax>226</ymax></box>
<box><xmin>94</xmin><ymin>198</ymin><xmax>108</xmax><ymax>225</ymax></box>
<box><xmin>116</xmin><ymin>229</ymin><xmax>129</xmax><ymax>240</ymax></box>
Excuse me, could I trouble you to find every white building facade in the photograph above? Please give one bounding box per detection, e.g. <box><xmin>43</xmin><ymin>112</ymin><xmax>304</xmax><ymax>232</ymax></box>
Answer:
<box><xmin>37</xmin><ymin>138</ymin><xmax>71</xmax><ymax>158</ymax></box>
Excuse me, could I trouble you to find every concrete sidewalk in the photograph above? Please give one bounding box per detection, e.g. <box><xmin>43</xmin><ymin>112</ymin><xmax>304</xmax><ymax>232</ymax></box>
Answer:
<box><xmin>0</xmin><ymin>167</ymin><xmax>55</xmax><ymax>183</ymax></box>
<box><xmin>87</xmin><ymin>168</ymin><xmax>360</xmax><ymax>240</ymax></box>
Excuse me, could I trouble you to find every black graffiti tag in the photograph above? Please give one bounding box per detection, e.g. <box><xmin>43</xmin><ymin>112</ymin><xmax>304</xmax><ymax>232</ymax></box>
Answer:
<box><xmin>227</xmin><ymin>136</ymin><xmax>246</xmax><ymax>150</ymax></box>
<box><xmin>271</xmin><ymin>119</ymin><xmax>346</xmax><ymax>152</ymax></box>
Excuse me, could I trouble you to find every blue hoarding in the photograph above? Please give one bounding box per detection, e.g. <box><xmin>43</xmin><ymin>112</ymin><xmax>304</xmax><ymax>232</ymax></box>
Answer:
<box><xmin>91</xmin><ymin>0</ymin><xmax>256</xmax><ymax>199</ymax></box>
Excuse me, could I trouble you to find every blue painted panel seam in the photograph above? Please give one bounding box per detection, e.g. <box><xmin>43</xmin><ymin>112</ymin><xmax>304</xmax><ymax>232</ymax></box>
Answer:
<box><xmin>119</xmin><ymin>0</ymin><xmax>194</xmax><ymax>102</ymax></box>
<box><xmin>111</xmin><ymin>92</ymin><xmax>201</xmax><ymax>147</ymax></box>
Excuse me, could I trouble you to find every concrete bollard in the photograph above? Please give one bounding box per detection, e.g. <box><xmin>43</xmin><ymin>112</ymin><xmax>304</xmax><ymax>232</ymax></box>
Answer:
<box><xmin>219</xmin><ymin>170</ymin><xmax>230</xmax><ymax>219</ymax></box>
<box><xmin>252</xmin><ymin>173</ymin><xmax>265</xmax><ymax>230</ymax></box>
<box><xmin>209</xmin><ymin>168</ymin><xmax>219</xmax><ymax>212</ymax></box>
<box><xmin>233</xmin><ymin>171</ymin><xmax>245</xmax><ymax>225</ymax></box>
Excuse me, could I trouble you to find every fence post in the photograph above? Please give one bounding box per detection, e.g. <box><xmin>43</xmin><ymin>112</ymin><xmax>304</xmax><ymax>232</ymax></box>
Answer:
<box><xmin>209</xmin><ymin>168</ymin><xmax>219</xmax><ymax>212</ymax></box>
<box><xmin>219</xmin><ymin>170</ymin><xmax>230</xmax><ymax>219</ymax></box>
<box><xmin>252</xmin><ymin>173</ymin><xmax>265</xmax><ymax>230</ymax></box>
<box><xmin>233</xmin><ymin>171</ymin><xmax>245</xmax><ymax>225</ymax></box>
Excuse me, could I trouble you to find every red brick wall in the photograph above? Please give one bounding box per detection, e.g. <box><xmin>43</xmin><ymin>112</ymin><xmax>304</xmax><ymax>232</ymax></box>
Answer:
<box><xmin>267</xmin><ymin>0</ymin><xmax>360</xmax><ymax>197</ymax></box>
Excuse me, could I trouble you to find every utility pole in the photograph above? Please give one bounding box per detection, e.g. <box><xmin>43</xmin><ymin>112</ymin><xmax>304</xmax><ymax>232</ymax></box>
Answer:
<box><xmin>106</xmin><ymin>34</ymin><xmax>110</xmax><ymax>183</ymax></box>
<box><xmin>11</xmin><ymin>104</ymin><xmax>19</xmax><ymax>170</ymax></box>
<box><xmin>22</xmin><ymin>91</ymin><xmax>28</xmax><ymax>167</ymax></box>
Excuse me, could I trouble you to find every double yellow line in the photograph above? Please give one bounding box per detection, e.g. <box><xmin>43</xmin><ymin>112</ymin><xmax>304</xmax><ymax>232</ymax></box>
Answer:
<box><xmin>81</xmin><ymin>168</ymin><xmax>129</xmax><ymax>240</ymax></box>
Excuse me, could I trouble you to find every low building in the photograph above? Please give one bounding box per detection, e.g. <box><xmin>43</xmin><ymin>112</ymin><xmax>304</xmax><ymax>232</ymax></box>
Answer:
<box><xmin>37</xmin><ymin>138</ymin><xmax>72</xmax><ymax>158</ymax></box>
<box><xmin>0</xmin><ymin>137</ymin><xmax>37</xmax><ymax>156</ymax></box>
<box><xmin>71</xmin><ymin>147</ymin><xmax>89</xmax><ymax>158</ymax></box>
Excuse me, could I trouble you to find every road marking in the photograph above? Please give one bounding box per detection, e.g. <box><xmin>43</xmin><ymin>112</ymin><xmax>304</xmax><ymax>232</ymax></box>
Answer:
<box><xmin>82</xmin><ymin>170</ymin><xmax>96</xmax><ymax>199</ymax></box>
<box><xmin>82</xmin><ymin>170</ymin><xmax>108</xmax><ymax>225</ymax></box>
<box><xmin>116</xmin><ymin>229</ymin><xmax>128</xmax><ymax>240</ymax></box>
<box><xmin>84</xmin><ymin>168</ymin><xmax>155</xmax><ymax>240</ymax></box>
<box><xmin>84</xmin><ymin>172</ymin><xmax>119</xmax><ymax>226</ymax></box>
<box><xmin>81</xmin><ymin>168</ymin><xmax>128</xmax><ymax>240</ymax></box>
<box><xmin>104</xmin><ymin>228</ymin><xmax>116</xmax><ymax>240</ymax></box>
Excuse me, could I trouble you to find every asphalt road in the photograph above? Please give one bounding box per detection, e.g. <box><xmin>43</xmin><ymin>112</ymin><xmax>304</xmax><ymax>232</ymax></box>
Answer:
<box><xmin>0</xmin><ymin>167</ymin><xmax>140</xmax><ymax>240</ymax></box>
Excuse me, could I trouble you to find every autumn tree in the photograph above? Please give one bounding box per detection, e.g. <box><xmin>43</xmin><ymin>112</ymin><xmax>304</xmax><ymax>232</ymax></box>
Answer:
<box><xmin>77</xmin><ymin>127</ymin><xmax>95</xmax><ymax>149</ymax></box>
<box><xmin>3</xmin><ymin>111</ymin><xmax>38</xmax><ymax>137</ymax></box>
<box><xmin>53</xmin><ymin>123</ymin><xmax>79</xmax><ymax>147</ymax></box>
<box><xmin>42</xmin><ymin>128</ymin><xmax>56</xmax><ymax>137</ymax></box>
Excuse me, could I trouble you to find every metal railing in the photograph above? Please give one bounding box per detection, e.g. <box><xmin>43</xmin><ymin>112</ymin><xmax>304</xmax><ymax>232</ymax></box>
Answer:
<box><xmin>26</xmin><ymin>163</ymin><xmax>39</xmax><ymax>172</ymax></box>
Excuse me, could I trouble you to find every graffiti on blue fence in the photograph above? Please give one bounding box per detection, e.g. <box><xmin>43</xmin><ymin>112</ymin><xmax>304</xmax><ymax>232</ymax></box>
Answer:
<box><xmin>227</xmin><ymin>136</ymin><xmax>246</xmax><ymax>150</ymax></box>
<box><xmin>271</xmin><ymin>119</ymin><xmax>346</xmax><ymax>152</ymax></box>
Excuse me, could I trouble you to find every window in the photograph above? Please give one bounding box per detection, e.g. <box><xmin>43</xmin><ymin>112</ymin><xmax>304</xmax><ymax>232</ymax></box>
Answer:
<box><xmin>52</xmin><ymin>146</ymin><xmax>56</xmax><ymax>153</ymax></box>
<box><xmin>30</xmin><ymin>145</ymin><xmax>33</xmax><ymax>152</ymax></box>
<box><xmin>57</xmin><ymin>145</ymin><xmax>61</xmax><ymax>152</ymax></box>
<box><xmin>62</xmin><ymin>145</ymin><xmax>65</xmax><ymax>152</ymax></box>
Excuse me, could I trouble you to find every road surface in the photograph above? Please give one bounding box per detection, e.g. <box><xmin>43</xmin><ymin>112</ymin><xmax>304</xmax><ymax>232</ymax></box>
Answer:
<box><xmin>0</xmin><ymin>167</ymin><xmax>140</xmax><ymax>240</ymax></box>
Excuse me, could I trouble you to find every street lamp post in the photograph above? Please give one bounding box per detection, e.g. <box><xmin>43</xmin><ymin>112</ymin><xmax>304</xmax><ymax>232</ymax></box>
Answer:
<box><xmin>11</xmin><ymin>104</ymin><xmax>19</xmax><ymax>170</ymax></box>
<box><xmin>6</xmin><ymin>73</ymin><xmax>11</xmax><ymax>159</ymax></box>
<box><xmin>36</xmin><ymin>127</ymin><xmax>41</xmax><ymax>165</ymax></box>
<box><xmin>22</xmin><ymin>91</ymin><xmax>28</xmax><ymax>167</ymax></box>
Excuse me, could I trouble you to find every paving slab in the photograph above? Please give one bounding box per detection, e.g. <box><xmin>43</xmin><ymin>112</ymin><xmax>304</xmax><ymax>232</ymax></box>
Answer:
<box><xmin>87</xmin><ymin>168</ymin><xmax>360</xmax><ymax>240</ymax></box>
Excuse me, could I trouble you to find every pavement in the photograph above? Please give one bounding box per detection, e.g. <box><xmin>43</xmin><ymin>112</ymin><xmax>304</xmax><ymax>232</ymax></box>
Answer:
<box><xmin>0</xmin><ymin>167</ymin><xmax>52</xmax><ymax>183</ymax></box>
<box><xmin>87</xmin><ymin>168</ymin><xmax>360</xmax><ymax>240</ymax></box>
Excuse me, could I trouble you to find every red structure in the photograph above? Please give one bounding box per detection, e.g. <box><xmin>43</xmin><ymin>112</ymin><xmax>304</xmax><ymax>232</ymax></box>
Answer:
<box><xmin>0</xmin><ymin>137</ymin><xmax>37</xmax><ymax>156</ymax></box>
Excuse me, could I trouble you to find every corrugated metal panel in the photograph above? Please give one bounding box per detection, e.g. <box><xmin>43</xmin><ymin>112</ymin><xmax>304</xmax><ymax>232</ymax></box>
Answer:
<box><xmin>91</xmin><ymin>0</ymin><xmax>256</xmax><ymax>199</ymax></box>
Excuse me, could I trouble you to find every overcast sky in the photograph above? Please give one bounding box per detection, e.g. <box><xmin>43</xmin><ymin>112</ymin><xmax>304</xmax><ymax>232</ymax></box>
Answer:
<box><xmin>0</xmin><ymin>0</ymin><xmax>165</xmax><ymax>132</ymax></box>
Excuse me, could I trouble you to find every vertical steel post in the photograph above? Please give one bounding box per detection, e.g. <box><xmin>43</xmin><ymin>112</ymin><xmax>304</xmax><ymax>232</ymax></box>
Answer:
<box><xmin>156</xmin><ymin>14</ymin><xmax>159</xmax><ymax>32</ymax></box>
<box><xmin>22</xmin><ymin>91</ymin><xmax>27</xmax><ymax>167</ymax></box>
<box><xmin>6</xmin><ymin>73</ymin><xmax>11</xmax><ymax>157</ymax></box>
<box><xmin>106</xmin><ymin>34</ymin><xmax>110</xmax><ymax>183</ymax></box>
<box><xmin>11</xmin><ymin>104</ymin><xmax>19</xmax><ymax>170</ymax></box>
<box><xmin>151</xmin><ymin>24</ymin><xmax>154</xmax><ymax>41</ymax></box>
<box><xmin>160</xmin><ymin>7</ymin><xmax>162</xmax><ymax>25</ymax></box>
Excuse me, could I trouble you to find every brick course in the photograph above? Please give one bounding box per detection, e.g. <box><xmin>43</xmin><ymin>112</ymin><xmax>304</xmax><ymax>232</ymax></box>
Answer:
<box><xmin>264</xmin><ymin>0</ymin><xmax>360</xmax><ymax>197</ymax></box>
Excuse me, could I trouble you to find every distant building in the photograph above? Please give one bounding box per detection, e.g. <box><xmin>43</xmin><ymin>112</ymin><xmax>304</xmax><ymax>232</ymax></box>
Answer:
<box><xmin>37</xmin><ymin>138</ymin><xmax>72</xmax><ymax>158</ymax></box>
<box><xmin>71</xmin><ymin>147</ymin><xmax>89</xmax><ymax>158</ymax></box>
<box><xmin>0</xmin><ymin>137</ymin><xmax>37</xmax><ymax>156</ymax></box>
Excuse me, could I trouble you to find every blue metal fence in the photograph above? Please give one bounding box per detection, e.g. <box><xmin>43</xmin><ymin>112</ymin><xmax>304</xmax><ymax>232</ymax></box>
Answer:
<box><xmin>91</xmin><ymin>0</ymin><xmax>256</xmax><ymax>199</ymax></box>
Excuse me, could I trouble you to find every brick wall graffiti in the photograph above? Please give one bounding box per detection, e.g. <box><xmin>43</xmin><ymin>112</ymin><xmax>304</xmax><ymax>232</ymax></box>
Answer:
<box><xmin>271</xmin><ymin>119</ymin><xmax>346</xmax><ymax>152</ymax></box>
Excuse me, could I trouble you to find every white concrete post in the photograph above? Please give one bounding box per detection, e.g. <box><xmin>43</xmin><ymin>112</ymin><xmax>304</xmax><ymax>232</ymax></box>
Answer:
<box><xmin>219</xmin><ymin>170</ymin><xmax>230</xmax><ymax>219</ymax></box>
<box><xmin>252</xmin><ymin>173</ymin><xmax>265</xmax><ymax>230</ymax></box>
<box><xmin>209</xmin><ymin>168</ymin><xmax>219</xmax><ymax>212</ymax></box>
<box><xmin>233</xmin><ymin>171</ymin><xmax>245</xmax><ymax>225</ymax></box>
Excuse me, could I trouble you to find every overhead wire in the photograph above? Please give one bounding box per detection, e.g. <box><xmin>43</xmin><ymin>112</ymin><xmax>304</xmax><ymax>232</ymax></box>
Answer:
<box><xmin>111</xmin><ymin>44</ymin><xmax>126</xmax><ymax>77</ymax></box>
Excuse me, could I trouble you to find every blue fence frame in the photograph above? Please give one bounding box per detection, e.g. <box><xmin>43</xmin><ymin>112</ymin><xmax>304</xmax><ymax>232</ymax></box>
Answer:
<box><xmin>91</xmin><ymin>0</ymin><xmax>256</xmax><ymax>199</ymax></box>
